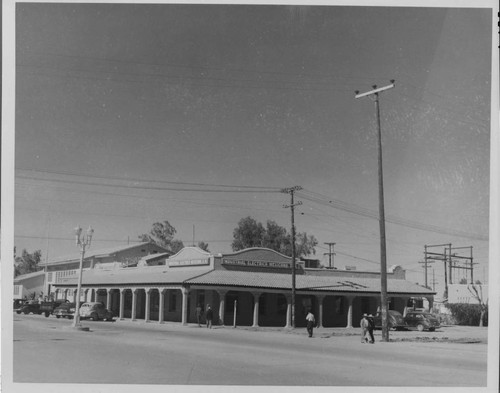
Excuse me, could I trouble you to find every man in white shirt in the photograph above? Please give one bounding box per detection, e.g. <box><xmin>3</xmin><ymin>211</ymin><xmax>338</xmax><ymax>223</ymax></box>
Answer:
<box><xmin>306</xmin><ymin>309</ymin><xmax>316</xmax><ymax>337</ymax></box>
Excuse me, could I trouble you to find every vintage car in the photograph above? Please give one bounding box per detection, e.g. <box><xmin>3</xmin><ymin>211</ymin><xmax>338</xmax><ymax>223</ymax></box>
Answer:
<box><xmin>372</xmin><ymin>310</ymin><xmax>407</xmax><ymax>330</ymax></box>
<box><xmin>404</xmin><ymin>311</ymin><xmax>440</xmax><ymax>331</ymax></box>
<box><xmin>40</xmin><ymin>300</ymin><xmax>70</xmax><ymax>317</ymax></box>
<box><xmin>16</xmin><ymin>301</ymin><xmax>42</xmax><ymax>315</ymax></box>
<box><xmin>53</xmin><ymin>302</ymin><xmax>77</xmax><ymax>319</ymax></box>
<box><xmin>13</xmin><ymin>299</ymin><xmax>26</xmax><ymax>312</ymax></box>
<box><xmin>78</xmin><ymin>302</ymin><xmax>113</xmax><ymax>321</ymax></box>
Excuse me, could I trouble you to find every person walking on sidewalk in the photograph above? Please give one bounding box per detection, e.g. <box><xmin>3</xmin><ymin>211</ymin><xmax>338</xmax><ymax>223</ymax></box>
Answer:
<box><xmin>306</xmin><ymin>309</ymin><xmax>316</xmax><ymax>338</ymax></box>
<box><xmin>360</xmin><ymin>314</ymin><xmax>370</xmax><ymax>343</ymax></box>
<box><xmin>205</xmin><ymin>304</ymin><xmax>213</xmax><ymax>329</ymax></box>
<box><xmin>367</xmin><ymin>314</ymin><xmax>375</xmax><ymax>343</ymax></box>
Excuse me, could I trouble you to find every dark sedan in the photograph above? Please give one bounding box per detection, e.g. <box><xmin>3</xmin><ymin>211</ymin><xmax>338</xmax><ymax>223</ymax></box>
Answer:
<box><xmin>373</xmin><ymin>310</ymin><xmax>407</xmax><ymax>330</ymax></box>
<box><xmin>404</xmin><ymin>311</ymin><xmax>440</xmax><ymax>331</ymax></box>
<box><xmin>16</xmin><ymin>301</ymin><xmax>42</xmax><ymax>315</ymax></box>
<box><xmin>53</xmin><ymin>302</ymin><xmax>77</xmax><ymax>319</ymax></box>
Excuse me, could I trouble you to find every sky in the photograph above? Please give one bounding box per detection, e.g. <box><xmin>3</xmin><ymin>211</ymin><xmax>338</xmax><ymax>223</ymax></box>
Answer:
<box><xmin>9</xmin><ymin>2</ymin><xmax>495</xmax><ymax>295</ymax></box>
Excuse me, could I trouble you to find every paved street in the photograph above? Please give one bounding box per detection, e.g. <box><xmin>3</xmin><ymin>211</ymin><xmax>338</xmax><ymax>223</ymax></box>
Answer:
<box><xmin>12</xmin><ymin>314</ymin><xmax>487</xmax><ymax>386</ymax></box>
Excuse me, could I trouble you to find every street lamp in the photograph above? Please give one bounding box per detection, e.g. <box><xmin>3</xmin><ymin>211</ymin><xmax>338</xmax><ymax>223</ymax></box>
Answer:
<box><xmin>72</xmin><ymin>225</ymin><xmax>94</xmax><ymax>329</ymax></box>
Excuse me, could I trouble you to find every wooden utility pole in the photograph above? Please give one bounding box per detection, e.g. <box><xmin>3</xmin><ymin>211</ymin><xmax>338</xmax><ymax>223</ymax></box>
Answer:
<box><xmin>282</xmin><ymin>186</ymin><xmax>303</xmax><ymax>329</ymax></box>
<box><xmin>355</xmin><ymin>81</ymin><xmax>395</xmax><ymax>342</ymax></box>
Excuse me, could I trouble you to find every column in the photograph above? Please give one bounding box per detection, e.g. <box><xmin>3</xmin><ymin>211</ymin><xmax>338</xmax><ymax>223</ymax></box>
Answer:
<box><xmin>119</xmin><ymin>289</ymin><xmax>125</xmax><ymax>320</ymax></box>
<box><xmin>317</xmin><ymin>295</ymin><xmax>325</xmax><ymax>328</ymax></box>
<box><xmin>181</xmin><ymin>287</ymin><xmax>190</xmax><ymax>326</ymax></box>
<box><xmin>83</xmin><ymin>289</ymin><xmax>89</xmax><ymax>303</ymax></box>
<box><xmin>285</xmin><ymin>295</ymin><xmax>292</xmax><ymax>328</ymax></box>
<box><xmin>402</xmin><ymin>296</ymin><xmax>410</xmax><ymax>317</ymax></box>
<box><xmin>425</xmin><ymin>296</ymin><xmax>434</xmax><ymax>312</ymax></box>
<box><xmin>145</xmin><ymin>288</ymin><xmax>151</xmax><ymax>322</ymax></box>
<box><xmin>217</xmin><ymin>289</ymin><xmax>227</xmax><ymax>326</ymax></box>
<box><xmin>73</xmin><ymin>289</ymin><xmax>78</xmax><ymax>303</ymax></box>
<box><xmin>106</xmin><ymin>289</ymin><xmax>112</xmax><ymax>311</ymax></box>
<box><xmin>252</xmin><ymin>292</ymin><xmax>261</xmax><ymax>328</ymax></box>
<box><xmin>346</xmin><ymin>296</ymin><xmax>354</xmax><ymax>328</ymax></box>
<box><xmin>131</xmin><ymin>289</ymin><xmax>137</xmax><ymax>321</ymax></box>
<box><xmin>158</xmin><ymin>288</ymin><xmax>165</xmax><ymax>324</ymax></box>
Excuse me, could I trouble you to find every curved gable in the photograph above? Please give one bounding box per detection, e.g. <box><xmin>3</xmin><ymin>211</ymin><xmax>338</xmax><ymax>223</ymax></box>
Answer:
<box><xmin>222</xmin><ymin>248</ymin><xmax>291</xmax><ymax>264</ymax></box>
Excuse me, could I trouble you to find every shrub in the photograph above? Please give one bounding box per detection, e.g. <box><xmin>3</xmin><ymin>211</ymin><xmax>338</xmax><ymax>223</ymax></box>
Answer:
<box><xmin>444</xmin><ymin>303</ymin><xmax>488</xmax><ymax>326</ymax></box>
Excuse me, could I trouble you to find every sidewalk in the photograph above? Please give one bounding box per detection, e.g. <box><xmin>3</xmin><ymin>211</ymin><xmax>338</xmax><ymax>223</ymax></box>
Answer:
<box><xmin>112</xmin><ymin>318</ymin><xmax>488</xmax><ymax>343</ymax></box>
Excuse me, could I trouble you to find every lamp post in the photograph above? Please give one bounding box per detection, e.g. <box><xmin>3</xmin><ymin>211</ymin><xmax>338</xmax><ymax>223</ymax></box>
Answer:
<box><xmin>72</xmin><ymin>225</ymin><xmax>94</xmax><ymax>329</ymax></box>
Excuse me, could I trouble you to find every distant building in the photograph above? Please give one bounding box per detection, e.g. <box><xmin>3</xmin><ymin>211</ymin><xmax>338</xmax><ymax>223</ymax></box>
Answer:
<box><xmin>14</xmin><ymin>271</ymin><xmax>45</xmax><ymax>300</ymax></box>
<box><xmin>447</xmin><ymin>283</ymin><xmax>489</xmax><ymax>304</ymax></box>
<box><xmin>38</xmin><ymin>242</ymin><xmax>171</xmax><ymax>297</ymax></box>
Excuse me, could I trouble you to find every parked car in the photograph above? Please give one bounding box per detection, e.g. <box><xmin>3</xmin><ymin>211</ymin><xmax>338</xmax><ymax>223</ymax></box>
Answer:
<box><xmin>404</xmin><ymin>311</ymin><xmax>440</xmax><ymax>331</ymax></box>
<box><xmin>16</xmin><ymin>301</ymin><xmax>42</xmax><ymax>315</ymax></box>
<box><xmin>40</xmin><ymin>300</ymin><xmax>70</xmax><ymax>317</ymax></box>
<box><xmin>78</xmin><ymin>302</ymin><xmax>113</xmax><ymax>321</ymax></box>
<box><xmin>373</xmin><ymin>310</ymin><xmax>407</xmax><ymax>330</ymax></box>
<box><xmin>53</xmin><ymin>302</ymin><xmax>77</xmax><ymax>319</ymax></box>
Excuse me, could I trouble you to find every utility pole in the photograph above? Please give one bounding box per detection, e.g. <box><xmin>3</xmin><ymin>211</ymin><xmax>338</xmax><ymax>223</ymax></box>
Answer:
<box><xmin>282</xmin><ymin>186</ymin><xmax>303</xmax><ymax>329</ymax></box>
<box><xmin>324</xmin><ymin>242</ymin><xmax>336</xmax><ymax>269</ymax></box>
<box><xmin>355</xmin><ymin>80</ymin><xmax>395</xmax><ymax>342</ymax></box>
<box><xmin>431</xmin><ymin>268</ymin><xmax>438</xmax><ymax>291</ymax></box>
<box><xmin>419</xmin><ymin>245</ymin><xmax>434</xmax><ymax>289</ymax></box>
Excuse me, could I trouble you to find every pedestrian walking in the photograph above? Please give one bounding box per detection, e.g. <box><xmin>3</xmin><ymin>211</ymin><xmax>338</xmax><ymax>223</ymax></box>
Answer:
<box><xmin>205</xmin><ymin>304</ymin><xmax>213</xmax><ymax>329</ymax></box>
<box><xmin>367</xmin><ymin>314</ymin><xmax>375</xmax><ymax>343</ymax></box>
<box><xmin>306</xmin><ymin>309</ymin><xmax>315</xmax><ymax>337</ymax></box>
<box><xmin>196</xmin><ymin>304</ymin><xmax>203</xmax><ymax>327</ymax></box>
<box><xmin>360</xmin><ymin>314</ymin><xmax>370</xmax><ymax>343</ymax></box>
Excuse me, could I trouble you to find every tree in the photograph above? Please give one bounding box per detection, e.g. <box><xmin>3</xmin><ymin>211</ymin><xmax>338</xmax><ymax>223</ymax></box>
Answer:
<box><xmin>231</xmin><ymin>217</ymin><xmax>265</xmax><ymax>251</ymax></box>
<box><xmin>231</xmin><ymin>216</ymin><xmax>317</xmax><ymax>257</ymax></box>
<box><xmin>139</xmin><ymin>220</ymin><xmax>184</xmax><ymax>253</ymax></box>
<box><xmin>468</xmin><ymin>283</ymin><xmax>488</xmax><ymax>327</ymax></box>
<box><xmin>14</xmin><ymin>248</ymin><xmax>43</xmax><ymax>277</ymax></box>
<box><xmin>197</xmin><ymin>241</ymin><xmax>210</xmax><ymax>252</ymax></box>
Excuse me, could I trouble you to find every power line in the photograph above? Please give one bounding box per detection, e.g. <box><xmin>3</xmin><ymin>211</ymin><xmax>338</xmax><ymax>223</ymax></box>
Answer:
<box><xmin>16</xmin><ymin>168</ymin><xmax>280</xmax><ymax>191</ymax></box>
<box><xmin>15</xmin><ymin>173</ymin><xmax>280</xmax><ymax>194</ymax></box>
<box><xmin>297</xmin><ymin>189</ymin><xmax>488</xmax><ymax>241</ymax></box>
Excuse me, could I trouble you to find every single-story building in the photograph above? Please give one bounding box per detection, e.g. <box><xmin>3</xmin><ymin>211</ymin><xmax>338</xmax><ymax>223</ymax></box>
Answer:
<box><xmin>50</xmin><ymin>246</ymin><xmax>435</xmax><ymax>328</ymax></box>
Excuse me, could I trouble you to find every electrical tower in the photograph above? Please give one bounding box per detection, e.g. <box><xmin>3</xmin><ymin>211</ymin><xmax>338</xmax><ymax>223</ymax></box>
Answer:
<box><xmin>424</xmin><ymin>243</ymin><xmax>475</xmax><ymax>300</ymax></box>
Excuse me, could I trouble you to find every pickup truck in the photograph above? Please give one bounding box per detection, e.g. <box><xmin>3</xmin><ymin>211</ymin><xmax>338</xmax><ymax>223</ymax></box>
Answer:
<box><xmin>40</xmin><ymin>300</ymin><xmax>70</xmax><ymax>317</ymax></box>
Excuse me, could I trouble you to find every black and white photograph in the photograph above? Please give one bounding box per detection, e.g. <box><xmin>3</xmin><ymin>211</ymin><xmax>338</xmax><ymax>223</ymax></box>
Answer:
<box><xmin>2</xmin><ymin>1</ymin><xmax>499</xmax><ymax>392</ymax></box>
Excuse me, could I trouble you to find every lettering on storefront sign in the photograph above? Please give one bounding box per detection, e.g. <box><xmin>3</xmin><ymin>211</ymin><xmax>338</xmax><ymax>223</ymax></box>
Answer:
<box><xmin>168</xmin><ymin>258</ymin><xmax>210</xmax><ymax>267</ymax></box>
<box><xmin>222</xmin><ymin>259</ymin><xmax>295</xmax><ymax>268</ymax></box>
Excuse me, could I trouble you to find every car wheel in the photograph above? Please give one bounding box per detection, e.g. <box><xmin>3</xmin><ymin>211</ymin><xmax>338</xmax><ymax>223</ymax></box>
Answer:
<box><xmin>91</xmin><ymin>313</ymin><xmax>99</xmax><ymax>321</ymax></box>
<box><xmin>429</xmin><ymin>327</ymin><xmax>435</xmax><ymax>332</ymax></box>
<box><xmin>24</xmin><ymin>310</ymin><xmax>29</xmax><ymax>315</ymax></box>
<box><xmin>45</xmin><ymin>312</ymin><xmax>50</xmax><ymax>317</ymax></box>
<box><xmin>56</xmin><ymin>315</ymin><xmax>61</xmax><ymax>319</ymax></box>
<box><xmin>16</xmin><ymin>310</ymin><xmax>21</xmax><ymax>314</ymax></box>
<box><xmin>417</xmin><ymin>324</ymin><xmax>424</xmax><ymax>332</ymax></box>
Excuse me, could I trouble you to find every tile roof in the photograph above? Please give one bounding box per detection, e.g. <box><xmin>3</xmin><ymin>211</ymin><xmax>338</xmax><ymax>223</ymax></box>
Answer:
<box><xmin>14</xmin><ymin>270</ymin><xmax>46</xmax><ymax>283</ymax></box>
<box><xmin>52</xmin><ymin>266</ymin><xmax>434</xmax><ymax>295</ymax></box>
<box><xmin>40</xmin><ymin>242</ymin><xmax>168</xmax><ymax>266</ymax></box>
<box><xmin>186</xmin><ymin>270</ymin><xmax>434</xmax><ymax>295</ymax></box>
